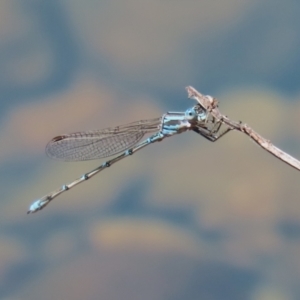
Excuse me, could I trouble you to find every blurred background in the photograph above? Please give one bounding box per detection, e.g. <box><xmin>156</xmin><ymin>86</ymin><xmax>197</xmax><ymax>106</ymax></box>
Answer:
<box><xmin>1</xmin><ymin>1</ymin><xmax>300</xmax><ymax>299</ymax></box>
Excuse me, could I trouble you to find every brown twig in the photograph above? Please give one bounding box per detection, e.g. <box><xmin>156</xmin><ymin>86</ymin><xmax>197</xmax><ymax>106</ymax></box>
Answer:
<box><xmin>186</xmin><ymin>86</ymin><xmax>300</xmax><ymax>172</ymax></box>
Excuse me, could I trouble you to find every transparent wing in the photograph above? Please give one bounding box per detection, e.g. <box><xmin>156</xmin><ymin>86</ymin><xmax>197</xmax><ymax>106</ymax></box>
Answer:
<box><xmin>46</xmin><ymin>117</ymin><xmax>161</xmax><ymax>161</ymax></box>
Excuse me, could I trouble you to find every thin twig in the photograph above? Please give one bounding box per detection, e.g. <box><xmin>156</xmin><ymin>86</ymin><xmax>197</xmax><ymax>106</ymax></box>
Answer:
<box><xmin>186</xmin><ymin>86</ymin><xmax>300</xmax><ymax>172</ymax></box>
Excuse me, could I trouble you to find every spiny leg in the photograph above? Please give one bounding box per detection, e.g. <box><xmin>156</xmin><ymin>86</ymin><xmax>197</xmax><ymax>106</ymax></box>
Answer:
<box><xmin>211</xmin><ymin>125</ymin><xmax>233</xmax><ymax>140</ymax></box>
<box><xmin>28</xmin><ymin>132</ymin><xmax>164</xmax><ymax>213</ymax></box>
<box><xmin>193</xmin><ymin>127</ymin><xmax>218</xmax><ymax>142</ymax></box>
<box><xmin>193</xmin><ymin>121</ymin><xmax>233</xmax><ymax>142</ymax></box>
<box><xmin>210</xmin><ymin>120</ymin><xmax>222</xmax><ymax>134</ymax></box>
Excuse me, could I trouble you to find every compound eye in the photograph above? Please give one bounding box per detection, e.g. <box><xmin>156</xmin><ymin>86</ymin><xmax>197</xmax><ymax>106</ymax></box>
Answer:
<box><xmin>185</xmin><ymin>108</ymin><xmax>197</xmax><ymax>121</ymax></box>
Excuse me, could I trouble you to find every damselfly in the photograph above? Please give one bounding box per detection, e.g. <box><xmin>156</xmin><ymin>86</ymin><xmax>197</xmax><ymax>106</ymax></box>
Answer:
<box><xmin>27</xmin><ymin>89</ymin><xmax>232</xmax><ymax>213</ymax></box>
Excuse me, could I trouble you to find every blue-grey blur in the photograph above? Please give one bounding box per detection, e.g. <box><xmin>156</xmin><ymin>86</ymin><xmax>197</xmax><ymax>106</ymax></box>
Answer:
<box><xmin>1</xmin><ymin>1</ymin><xmax>300</xmax><ymax>299</ymax></box>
